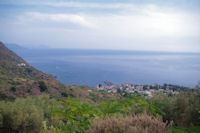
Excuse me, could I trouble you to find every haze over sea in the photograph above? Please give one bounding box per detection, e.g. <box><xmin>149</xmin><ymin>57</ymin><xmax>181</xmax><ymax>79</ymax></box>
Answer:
<box><xmin>9</xmin><ymin>45</ymin><xmax>200</xmax><ymax>88</ymax></box>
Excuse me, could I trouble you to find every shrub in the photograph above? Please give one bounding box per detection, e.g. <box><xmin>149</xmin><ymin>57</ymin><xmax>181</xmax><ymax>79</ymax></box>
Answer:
<box><xmin>150</xmin><ymin>89</ymin><xmax>200</xmax><ymax>126</ymax></box>
<box><xmin>97</xmin><ymin>94</ymin><xmax>164</xmax><ymax>117</ymax></box>
<box><xmin>0</xmin><ymin>95</ymin><xmax>59</xmax><ymax>133</ymax></box>
<box><xmin>10</xmin><ymin>86</ymin><xmax>16</xmax><ymax>92</ymax></box>
<box><xmin>41</xmin><ymin>121</ymin><xmax>64</xmax><ymax>133</ymax></box>
<box><xmin>41</xmin><ymin>127</ymin><xmax>64</xmax><ymax>133</ymax></box>
<box><xmin>88</xmin><ymin>114</ymin><xmax>172</xmax><ymax>133</ymax></box>
<box><xmin>27</xmin><ymin>89</ymin><xmax>31</xmax><ymax>93</ymax></box>
<box><xmin>169</xmin><ymin>126</ymin><xmax>200</xmax><ymax>133</ymax></box>
<box><xmin>52</xmin><ymin>98</ymin><xmax>98</xmax><ymax>133</ymax></box>
<box><xmin>39</xmin><ymin>81</ymin><xmax>48</xmax><ymax>92</ymax></box>
<box><xmin>50</xmin><ymin>95</ymin><xmax>164</xmax><ymax>133</ymax></box>
<box><xmin>0</xmin><ymin>99</ymin><xmax>43</xmax><ymax>133</ymax></box>
<box><xmin>61</xmin><ymin>92</ymin><xmax>68</xmax><ymax>97</ymax></box>
<box><xmin>0</xmin><ymin>114</ymin><xmax>2</xmax><ymax>128</ymax></box>
<box><xmin>25</xmin><ymin>68</ymin><xmax>33</xmax><ymax>73</ymax></box>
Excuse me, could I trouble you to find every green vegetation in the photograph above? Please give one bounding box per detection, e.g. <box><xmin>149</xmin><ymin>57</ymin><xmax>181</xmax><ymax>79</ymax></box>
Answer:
<box><xmin>169</xmin><ymin>126</ymin><xmax>200</xmax><ymax>133</ymax></box>
<box><xmin>0</xmin><ymin>88</ymin><xmax>200</xmax><ymax>133</ymax></box>
<box><xmin>150</xmin><ymin>89</ymin><xmax>200</xmax><ymax>126</ymax></box>
<box><xmin>41</xmin><ymin>94</ymin><xmax>168</xmax><ymax>133</ymax></box>
<box><xmin>0</xmin><ymin>95</ymin><xmax>58</xmax><ymax>133</ymax></box>
<box><xmin>61</xmin><ymin>92</ymin><xmax>68</xmax><ymax>97</ymax></box>
<box><xmin>10</xmin><ymin>86</ymin><xmax>16</xmax><ymax>92</ymax></box>
<box><xmin>39</xmin><ymin>81</ymin><xmax>48</xmax><ymax>92</ymax></box>
<box><xmin>52</xmin><ymin>98</ymin><xmax>98</xmax><ymax>132</ymax></box>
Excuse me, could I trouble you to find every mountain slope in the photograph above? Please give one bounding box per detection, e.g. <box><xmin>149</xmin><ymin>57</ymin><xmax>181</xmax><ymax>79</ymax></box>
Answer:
<box><xmin>0</xmin><ymin>41</ymin><xmax>65</xmax><ymax>98</ymax></box>
<box><xmin>0</xmin><ymin>42</ymin><xmax>54</xmax><ymax>80</ymax></box>
<box><xmin>0</xmin><ymin>41</ymin><xmax>117</xmax><ymax>101</ymax></box>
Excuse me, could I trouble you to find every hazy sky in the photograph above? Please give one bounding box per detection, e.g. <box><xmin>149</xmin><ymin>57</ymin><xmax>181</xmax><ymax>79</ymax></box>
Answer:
<box><xmin>0</xmin><ymin>0</ymin><xmax>200</xmax><ymax>52</ymax></box>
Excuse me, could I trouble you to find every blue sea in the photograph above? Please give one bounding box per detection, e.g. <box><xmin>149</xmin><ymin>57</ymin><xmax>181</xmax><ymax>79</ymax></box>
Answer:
<box><xmin>11</xmin><ymin>47</ymin><xmax>200</xmax><ymax>88</ymax></box>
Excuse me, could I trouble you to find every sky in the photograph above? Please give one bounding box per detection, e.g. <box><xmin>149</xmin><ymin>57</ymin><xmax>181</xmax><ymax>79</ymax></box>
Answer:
<box><xmin>0</xmin><ymin>0</ymin><xmax>200</xmax><ymax>52</ymax></box>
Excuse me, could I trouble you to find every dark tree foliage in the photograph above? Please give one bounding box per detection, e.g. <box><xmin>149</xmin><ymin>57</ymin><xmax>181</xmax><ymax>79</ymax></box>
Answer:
<box><xmin>39</xmin><ymin>81</ymin><xmax>48</xmax><ymax>92</ymax></box>
<box><xmin>150</xmin><ymin>88</ymin><xmax>200</xmax><ymax>127</ymax></box>
<box><xmin>61</xmin><ymin>92</ymin><xmax>68</xmax><ymax>97</ymax></box>
<box><xmin>0</xmin><ymin>95</ymin><xmax>58</xmax><ymax>133</ymax></box>
<box><xmin>10</xmin><ymin>86</ymin><xmax>16</xmax><ymax>92</ymax></box>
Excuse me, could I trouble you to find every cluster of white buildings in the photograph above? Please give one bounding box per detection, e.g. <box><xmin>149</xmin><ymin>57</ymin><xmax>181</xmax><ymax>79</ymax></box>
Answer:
<box><xmin>17</xmin><ymin>63</ymin><xmax>26</xmax><ymax>67</ymax></box>
<box><xmin>97</xmin><ymin>81</ymin><xmax>179</xmax><ymax>97</ymax></box>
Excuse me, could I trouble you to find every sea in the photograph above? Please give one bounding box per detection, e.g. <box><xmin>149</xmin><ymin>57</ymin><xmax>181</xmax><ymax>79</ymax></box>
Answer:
<box><xmin>10</xmin><ymin>46</ymin><xmax>200</xmax><ymax>88</ymax></box>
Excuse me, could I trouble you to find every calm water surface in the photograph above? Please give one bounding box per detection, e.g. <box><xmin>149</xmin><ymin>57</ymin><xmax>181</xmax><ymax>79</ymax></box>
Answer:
<box><xmin>15</xmin><ymin>49</ymin><xmax>200</xmax><ymax>88</ymax></box>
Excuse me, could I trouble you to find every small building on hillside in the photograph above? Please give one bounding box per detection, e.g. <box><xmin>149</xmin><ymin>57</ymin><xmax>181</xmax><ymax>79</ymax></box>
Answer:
<box><xmin>17</xmin><ymin>63</ymin><xmax>26</xmax><ymax>67</ymax></box>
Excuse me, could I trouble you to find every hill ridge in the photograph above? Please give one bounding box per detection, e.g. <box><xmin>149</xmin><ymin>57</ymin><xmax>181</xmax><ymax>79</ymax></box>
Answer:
<box><xmin>0</xmin><ymin>41</ymin><xmax>115</xmax><ymax>101</ymax></box>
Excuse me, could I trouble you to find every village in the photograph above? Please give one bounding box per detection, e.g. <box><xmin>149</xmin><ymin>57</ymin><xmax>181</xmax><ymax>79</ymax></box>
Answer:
<box><xmin>97</xmin><ymin>80</ymin><xmax>182</xmax><ymax>97</ymax></box>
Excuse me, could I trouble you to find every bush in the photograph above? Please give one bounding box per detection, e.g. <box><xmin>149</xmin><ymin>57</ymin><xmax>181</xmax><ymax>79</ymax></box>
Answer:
<box><xmin>10</xmin><ymin>86</ymin><xmax>16</xmax><ymax>92</ymax></box>
<box><xmin>52</xmin><ymin>98</ymin><xmax>98</xmax><ymax>133</ymax></box>
<box><xmin>0</xmin><ymin>99</ymin><xmax>43</xmax><ymax>133</ymax></box>
<box><xmin>88</xmin><ymin>114</ymin><xmax>172</xmax><ymax>133</ymax></box>
<box><xmin>150</xmin><ymin>89</ymin><xmax>200</xmax><ymax>126</ymax></box>
<box><xmin>97</xmin><ymin>94</ymin><xmax>163</xmax><ymax>117</ymax></box>
<box><xmin>0</xmin><ymin>95</ymin><xmax>59</xmax><ymax>133</ymax></box>
<box><xmin>61</xmin><ymin>92</ymin><xmax>68</xmax><ymax>97</ymax></box>
<box><xmin>169</xmin><ymin>126</ymin><xmax>200</xmax><ymax>133</ymax></box>
<box><xmin>39</xmin><ymin>81</ymin><xmax>48</xmax><ymax>92</ymax></box>
<box><xmin>50</xmin><ymin>95</ymin><xmax>164</xmax><ymax>133</ymax></box>
<box><xmin>41</xmin><ymin>121</ymin><xmax>64</xmax><ymax>133</ymax></box>
<box><xmin>0</xmin><ymin>114</ymin><xmax>3</xmax><ymax>128</ymax></box>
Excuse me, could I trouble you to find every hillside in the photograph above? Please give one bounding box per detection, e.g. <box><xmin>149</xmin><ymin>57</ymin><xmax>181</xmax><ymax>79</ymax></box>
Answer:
<box><xmin>0</xmin><ymin>42</ymin><xmax>116</xmax><ymax>100</ymax></box>
<box><xmin>0</xmin><ymin>42</ymin><xmax>54</xmax><ymax>80</ymax></box>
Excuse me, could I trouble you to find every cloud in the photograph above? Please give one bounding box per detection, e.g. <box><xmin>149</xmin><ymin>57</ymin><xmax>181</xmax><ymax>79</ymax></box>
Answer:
<box><xmin>0</xmin><ymin>1</ymin><xmax>153</xmax><ymax>10</ymax></box>
<box><xmin>16</xmin><ymin>12</ymin><xmax>95</xmax><ymax>28</ymax></box>
<box><xmin>16</xmin><ymin>4</ymin><xmax>200</xmax><ymax>37</ymax></box>
<box><xmin>0</xmin><ymin>1</ymin><xmax>200</xmax><ymax>52</ymax></box>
